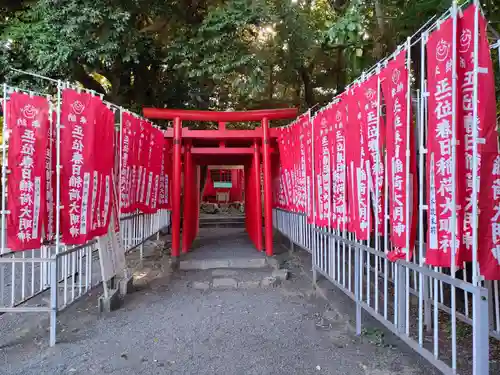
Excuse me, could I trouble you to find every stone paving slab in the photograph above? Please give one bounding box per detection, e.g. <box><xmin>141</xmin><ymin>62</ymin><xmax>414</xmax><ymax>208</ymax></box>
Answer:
<box><xmin>184</xmin><ymin>228</ymin><xmax>265</xmax><ymax>261</ymax></box>
<box><xmin>179</xmin><ymin>255</ymin><xmax>267</xmax><ymax>271</ymax></box>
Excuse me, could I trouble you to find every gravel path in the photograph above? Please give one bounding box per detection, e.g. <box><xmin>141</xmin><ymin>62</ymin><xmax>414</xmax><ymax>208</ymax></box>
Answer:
<box><xmin>0</xmin><ymin>229</ymin><xmax>439</xmax><ymax>375</ymax></box>
<box><xmin>0</xmin><ymin>273</ymin><xmax>436</xmax><ymax>374</ymax></box>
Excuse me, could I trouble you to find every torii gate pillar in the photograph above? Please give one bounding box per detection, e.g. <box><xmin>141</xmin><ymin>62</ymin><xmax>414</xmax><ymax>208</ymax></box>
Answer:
<box><xmin>171</xmin><ymin>117</ymin><xmax>182</xmax><ymax>258</ymax></box>
<box><xmin>261</xmin><ymin>117</ymin><xmax>273</xmax><ymax>257</ymax></box>
<box><xmin>143</xmin><ymin>107</ymin><xmax>298</xmax><ymax>258</ymax></box>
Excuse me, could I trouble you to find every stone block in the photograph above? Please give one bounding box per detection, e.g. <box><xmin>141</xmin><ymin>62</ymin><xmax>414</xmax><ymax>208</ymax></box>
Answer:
<box><xmin>265</xmin><ymin>257</ymin><xmax>280</xmax><ymax>269</ymax></box>
<box><xmin>98</xmin><ymin>288</ymin><xmax>121</xmax><ymax>313</ymax></box>
<box><xmin>261</xmin><ymin>276</ymin><xmax>279</xmax><ymax>288</ymax></box>
<box><xmin>170</xmin><ymin>257</ymin><xmax>180</xmax><ymax>271</ymax></box>
<box><xmin>238</xmin><ymin>280</ymin><xmax>261</xmax><ymax>289</ymax></box>
<box><xmin>212</xmin><ymin>278</ymin><xmax>238</xmax><ymax>289</ymax></box>
<box><xmin>272</xmin><ymin>269</ymin><xmax>289</xmax><ymax>281</ymax></box>
<box><xmin>204</xmin><ymin>260</ymin><xmax>231</xmax><ymax>269</ymax></box>
<box><xmin>228</xmin><ymin>258</ymin><xmax>266</xmax><ymax>269</ymax></box>
<box><xmin>118</xmin><ymin>275</ymin><xmax>135</xmax><ymax>296</ymax></box>
<box><xmin>212</xmin><ymin>269</ymin><xmax>238</xmax><ymax>277</ymax></box>
<box><xmin>192</xmin><ymin>281</ymin><xmax>210</xmax><ymax>290</ymax></box>
<box><xmin>179</xmin><ymin>260</ymin><xmax>202</xmax><ymax>270</ymax></box>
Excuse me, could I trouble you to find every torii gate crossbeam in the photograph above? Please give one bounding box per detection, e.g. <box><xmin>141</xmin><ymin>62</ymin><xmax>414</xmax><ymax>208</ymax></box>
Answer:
<box><xmin>143</xmin><ymin>107</ymin><xmax>298</xmax><ymax>260</ymax></box>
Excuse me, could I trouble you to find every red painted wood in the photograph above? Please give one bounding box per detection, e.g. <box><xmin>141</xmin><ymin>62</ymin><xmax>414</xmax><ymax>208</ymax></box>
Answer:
<box><xmin>182</xmin><ymin>128</ymin><xmax>263</xmax><ymax>140</ymax></box>
<box><xmin>155</xmin><ymin>107</ymin><xmax>295</xmax><ymax>255</ymax></box>
<box><xmin>253</xmin><ymin>141</ymin><xmax>263</xmax><ymax>251</ymax></box>
<box><xmin>171</xmin><ymin>117</ymin><xmax>182</xmax><ymax>257</ymax></box>
<box><xmin>191</xmin><ymin>147</ymin><xmax>254</xmax><ymax>155</ymax></box>
<box><xmin>261</xmin><ymin>118</ymin><xmax>273</xmax><ymax>257</ymax></box>
<box><xmin>143</xmin><ymin>107</ymin><xmax>298</xmax><ymax>122</ymax></box>
<box><xmin>182</xmin><ymin>144</ymin><xmax>193</xmax><ymax>253</ymax></box>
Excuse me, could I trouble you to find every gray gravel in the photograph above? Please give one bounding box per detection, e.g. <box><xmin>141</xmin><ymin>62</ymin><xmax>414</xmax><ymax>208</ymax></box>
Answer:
<box><xmin>0</xmin><ymin>270</ymin><xmax>436</xmax><ymax>375</ymax></box>
<box><xmin>0</xmin><ymin>228</ymin><xmax>438</xmax><ymax>375</ymax></box>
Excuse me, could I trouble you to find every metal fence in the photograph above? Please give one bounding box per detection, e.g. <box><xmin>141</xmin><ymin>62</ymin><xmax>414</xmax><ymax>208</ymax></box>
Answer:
<box><xmin>273</xmin><ymin>1</ymin><xmax>499</xmax><ymax>374</ymax></box>
<box><xmin>0</xmin><ymin>63</ymin><xmax>173</xmax><ymax>347</ymax></box>
<box><xmin>0</xmin><ymin>209</ymin><xmax>170</xmax><ymax>346</ymax></box>
<box><xmin>273</xmin><ymin>209</ymin><xmax>493</xmax><ymax>374</ymax></box>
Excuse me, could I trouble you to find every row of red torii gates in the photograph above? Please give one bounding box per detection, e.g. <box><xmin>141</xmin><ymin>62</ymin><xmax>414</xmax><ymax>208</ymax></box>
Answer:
<box><xmin>143</xmin><ymin>107</ymin><xmax>299</xmax><ymax>258</ymax></box>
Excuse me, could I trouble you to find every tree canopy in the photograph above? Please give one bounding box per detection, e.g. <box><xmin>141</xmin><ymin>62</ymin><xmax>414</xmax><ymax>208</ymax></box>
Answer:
<box><xmin>1</xmin><ymin>0</ymin><xmax>499</xmax><ymax>124</ymax></box>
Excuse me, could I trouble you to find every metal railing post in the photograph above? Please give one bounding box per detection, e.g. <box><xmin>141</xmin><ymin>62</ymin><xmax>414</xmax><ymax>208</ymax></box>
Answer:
<box><xmin>49</xmin><ymin>258</ymin><xmax>58</xmax><ymax>347</ymax></box>
<box><xmin>472</xmin><ymin>287</ymin><xmax>489</xmax><ymax>375</ymax></box>
<box><xmin>354</xmin><ymin>243</ymin><xmax>362</xmax><ymax>335</ymax></box>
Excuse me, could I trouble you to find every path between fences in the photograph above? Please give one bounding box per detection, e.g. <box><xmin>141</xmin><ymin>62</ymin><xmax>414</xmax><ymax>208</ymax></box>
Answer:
<box><xmin>0</xmin><ymin>229</ymin><xmax>439</xmax><ymax>375</ymax></box>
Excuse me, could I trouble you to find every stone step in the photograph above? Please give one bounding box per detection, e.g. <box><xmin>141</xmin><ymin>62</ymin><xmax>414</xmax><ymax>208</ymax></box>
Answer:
<box><xmin>198</xmin><ymin>222</ymin><xmax>246</xmax><ymax>229</ymax></box>
<box><xmin>181</xmin><ymin>268</ymin><xmax>286</xmax><ymax>290</ymax></box>
<box><xmin>179</xmin><ymin>258</ymin><xmax>268</xmax><ymax>271</ymax></box>
<box><xmin>190</xmin><ymin>276</ymin><xmax>279</xmax><ymax>290</ymax></box>
<box><xmin>199</xmin><ymin>216</ymin><xmax>245</xmax><ymax>222</ymax></box>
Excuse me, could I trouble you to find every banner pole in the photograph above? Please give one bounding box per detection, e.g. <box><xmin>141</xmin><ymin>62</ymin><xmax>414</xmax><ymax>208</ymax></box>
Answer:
<box><xmin>375</xmin><ymin>64</ymin><xmax>381</xmax><ymax>256</ymax></box>
<box><xmin>449</xmin><ymin>1</ymin><xmax>459</xmax><ymax>370</ymax></box>
<box><xmin>471</xmin><ymin>2</ymin><xmax>489</xmax><ymax>374</ymax></box>
<box><xmin>55</xmin><ymin>81</ymin><xmax>63</xmax><ymax>255</ymax></box>
<box><xmin>1</xmin><ymin>83</ymin><xmax>8</xmax><ymax>255</ymax></box>
<box><xmin>403</xmin><ymin>36</ymin><xmax>412</xmax><ymax>336</ymax></box>
<box><xmin>419</xmin><ymin>30</ymin><xmax>432</xmax><ymax>334</ymax></box>
<box><xmin>471</xmin><ymin>0</ymin><xmax>480</xmax><ymax>287</ymax></box>
<box><xmin>118</xmin><ymin>107</ymin><xmax>124</xmax><ymax>215</ymax></box>
<box><xmin>374</xmin><ymin>64</ymin><xmax>382</xmax><ymax>313</ymax></box>
<box><xmin>309</xmin><ymin>110</ymin><xmax>318</xmax><ymax>283</ymax></box>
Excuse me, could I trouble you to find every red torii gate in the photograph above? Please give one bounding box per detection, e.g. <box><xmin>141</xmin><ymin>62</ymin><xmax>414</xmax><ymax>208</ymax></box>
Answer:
<box><xmin>143</xmin><ymin>107</ymin><xmax>298</xmax><ymax>259</ymax></box>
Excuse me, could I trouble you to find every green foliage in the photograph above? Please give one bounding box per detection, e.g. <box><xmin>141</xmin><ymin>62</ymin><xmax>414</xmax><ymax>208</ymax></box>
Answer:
<box><xmin>0</xmin><ymin>0</ymin><xmax>499</xmax><ymax>127</ymax></box>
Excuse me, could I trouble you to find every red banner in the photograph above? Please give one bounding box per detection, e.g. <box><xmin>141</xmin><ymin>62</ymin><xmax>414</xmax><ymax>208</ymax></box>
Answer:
<box><xmin>91</xmin><ymin>101</ymin><xmax>115</xmax><ymax>237</ymax></box>
<box><xmin>147</xmin><ymin>129</ymin><xmax>165</xmax><ymax>213</ymax></box>
<box><xmin>120</xmin><ymin>112</ymin><xmax>135</xmax><ymax>213</ymax></box>
<box><xmin>6</xmin><ymin>93</ymin><xmax>50</xmax><ymax>250</ymax></box>
<box><xmin>130</xmin><ymin>116</ymin><xmax>141</xmax><ymax>211</ymax></box>
<box><xmin>458</xmin><ymin>8</ymin><xmax>475</xmax><ymax>264</ymax></box>
<box><xmin>330</xmin><ymin>98</ymin><xmax>348</xmax><ymax>230</ymax></box>
<box><xmin>381</xmin><ymin>50</ymin><xmax>418</xmax><ymax>261</ymax></box>
<box><xmin>345</xmin><ymin>90</ymin><xmax>358</xmax><ymax>234</ymax></box>
<box><xmin>291</xmin><ymin>121</ymin><xmax>301</xmax><ymax>213</ymax></box>
<box><xmin>313</xmin><ymin>110</ymin><xmax>331</xmax><ymax>227</ymax></box>
<box><xmin>136</xmin><ymin>120</ymin><xmax>152</xmax><ymax>212</ymax></box>
<box><xmin>426</xmin><ymin>15</ymin><xmax>467</xmax><ymax>267</ymax></box>
<box><xmin>301</xmin><ymin>113</ymin><xmax>314</xmax><ymax>223</ymax></box>
<box><xmin>275</xmin><ymin>128</ymin><xmax>286</xmax><ymax>209</ymax></box>
<box><xmin>282</xmin><ymin>127</ymin><xmax>294</xmax><ymax>211</ymax></box>
<box><xmin>345</xmin><ymin>87</ymin><xmax>370</xmax><ymax>239</ymax></box>
<box><xmin>60</xmin><ymin>89</ymin><xmax>99</xmax><ymax>244</ymax></box>
<box><xmin>142</xmin><ymin>125</ymin><xmax>156</xmax><ymax>213</ymax></box>
<box><xmin>289</xmin><ymin>125</ymin><xmax>298</xmax><ymax>212</ymax></box>
<box><xmin>359</xmin><ymin>75</ymin><xmax>385</xmax><ymax>235</ymax></box>
<box><xmin>289</xmin><ymin>124</ymin><xmax>297</xmax><ymax>211</ymax></box>
<box><xmin>460</xmin><ymin>6</ymin><xmax>500</xmax><ymax>280</ymax></box>
<box><xmin>158</xmin><ymin>139</ymin><xmax>172</xmax><ymax>209</ymax></box>
<box><xmin>45</xmin><ymin>111</ymin><xmax>57</xmax><ymax>242</ymax></box>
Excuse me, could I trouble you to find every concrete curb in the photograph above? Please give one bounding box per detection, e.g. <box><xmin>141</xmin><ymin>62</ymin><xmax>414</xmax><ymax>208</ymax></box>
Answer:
<box><xmin>118</xmin><ymin>275</ymin><xmax>135</xmax><ymax>296</ymax></box>
<box><xmin>98</xmin><ymin>288</ymin><xmax>121</xmax><ymax>313</ymax></box>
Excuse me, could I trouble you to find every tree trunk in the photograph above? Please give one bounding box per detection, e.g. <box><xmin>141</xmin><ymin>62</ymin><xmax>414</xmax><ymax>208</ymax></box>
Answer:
<box><xmin>299</xmin><ymin>66</ymin><xmax>314</xmax><ymax>108</ymax></box>
<box><xmin>336</xmin><ymin>47</ymin><xmax>346</xmax><ymax>93</ymax></box>
<box><xmin>268</xmin><ymin>64</ymin><xmax>274</xmax><ymax>102</ymax></box>
<box><xmin>374</xmin><ymin>0</ymin><xmax>395</xmax><ymax>55</ymax></box>
<box><xmin>72</xmin><ymin>64</ymin><xmax>106</xmax><ymax>95</ymax></box>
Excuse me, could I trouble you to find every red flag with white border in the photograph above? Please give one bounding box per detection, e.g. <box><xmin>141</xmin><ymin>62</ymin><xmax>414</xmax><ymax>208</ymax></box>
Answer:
<box><xmin>359</xmin><ymin>75</ymin><xmax>385</xmax><ymax>235</ymax></box>
<box><xmin>6</xmin><ymin>93</ymin><xmax>50</xmax><ymax>250</ymax></box>
<box><xmin>313</xmin><ymin>110</ymin><xmax>331</xmax><ymax>227</ymax></box>
<box><xmin>381</xmin><ymin>50</ymin><xmax>418</xmax><ymax>261</ymax></box>
<box><xmin>459</xmin><ymin>5</ymin><xmax>500</xmax><ymax>280</ymax></box>
<box><xmin>60</xmin><ymin>89</ymin><xmax>98</xmax><ymax>245</ymax></box>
